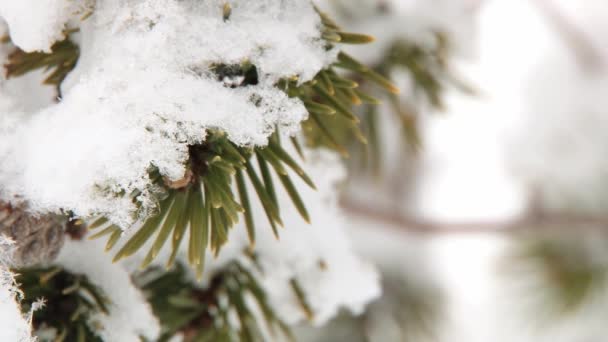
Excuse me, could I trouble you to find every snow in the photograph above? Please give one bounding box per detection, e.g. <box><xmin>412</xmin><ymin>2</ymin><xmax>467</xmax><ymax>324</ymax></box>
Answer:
<box><xmin>0</xmin><ymin>0</ymin><xmax>337</xmax><ymax>227</ymax></box>
<box><xmin>0</xmin><ymin>0</ymin><xmax>92</xmax><ymax>52</ymax></box>
<box><xmin>247</xmin><ymin>150</ymin><xmax>381</xmax><ymax>325</ymax></box>
<box><xmin>55</xmin><ymin>238</ymin><xmax>160</xmax><ymax>342</ymax></box>
<box><xmin>0</xmin><ymin>237</ymin><xmax>33</xmax><ymax>342</ymax></box>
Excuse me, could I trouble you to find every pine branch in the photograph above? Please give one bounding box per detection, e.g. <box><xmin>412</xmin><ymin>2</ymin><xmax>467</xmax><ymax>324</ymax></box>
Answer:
<box><xmin>4</xmin><ymin>37</ymin><xmax>79</xmax><ymax>94</ymax></box>
<box><xmin>283</xmin><ymin>7</ymin><xmax>399</xmax><ymax>157</ymax></box>
<box><xmin>340</xmin><ymin>196</ymin><xmax>608</xmax><ymax>234</ymax></box>
<box><xmin>89</xmin><ymin>130</ymin><xmax>316</xmax><ymax>278</ymax></box>
<box><xmin>356</xmin><ymin>33</ymin><xmax>475</xmax><ymax>172</ymax></box>
<box><xmin>501</xmin><ymin>233</ymin><xmax>608</xmax><ymax>317</ymax></box>
<box><xmin>14</xmin><ymin>266</ymin><xmax>109</xmax><ymax>342</ymax></box>
<box><xmin>3</xmin><ymin>5</ymin><xmax>395</xmax><ymax>277</ymax></box>
<box><xmin>86</xmin><ymin>10</ymin><xmax>395</xmax><ymax>275</ymax></box>
<box><xmin>136</xmin><ymin>261</ymin><xmax>293</xmax><ymax>342</ymax></box>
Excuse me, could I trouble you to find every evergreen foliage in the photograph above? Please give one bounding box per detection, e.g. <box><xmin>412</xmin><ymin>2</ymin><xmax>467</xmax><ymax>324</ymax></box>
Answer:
<box><xmin>4</xmin><ymin>36</ymin><xmax>79</xmax><ymax>94</ymax></box>
<box><xmin>83</xmin><ymin>7</ymin><xmax>398</xmax><ymax>275</ymax></box>
<box><xmin>89</xmin><ymin>130</ymin><xmax>317</xmax><ymax>279</ymax></box>
<box><xmin>15</xmin><ymin>266</ymin><xmax>109</xmax><ymax>342</ymax></box>
<box><xmin>504</xmin><ymin>233</ymin><xmax>608</xmax><ymax>316</ymax></box>
<box><xmin>1</xmin><ymin>5</ymin><xmax>397</xmax><ymax>276</ymax></box>
<box><xmin>137</xmin><ymin>261</ymin><xmax>292</xmax><ymax>342</ymax></box>
<box><xmin>358</xmin><ymin>33</ymin><xmax>474</xmax><ymax>170</ymax></box>
<box><xmin>0</xmin><ymin>3</ymin><xmax>418</xmax><ymax>341</ymax></box>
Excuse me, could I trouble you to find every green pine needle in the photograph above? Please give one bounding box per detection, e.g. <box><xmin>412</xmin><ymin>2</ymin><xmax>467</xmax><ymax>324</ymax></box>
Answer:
<box><xmin>137</xmin><ymin>262</ymin><xmax>294</xmax><ymax>342</ymax></box>
<box><xmin>98</xmin><ymin>130</ymin><xmax>317</xmax><ymax>274</ymax></box>
<box><xmin>4</xmin><ymin>37</ymin><xmax>79</xmax><ymax>92</ymax></box>
<box><xmin>14</xmin><ymin>266</ymin><xmax>109</xmax><ymax>342</ymax></box>
<box><xmin>336</xmin><ymin>32</ymin><xmax>375</xmax><ymax>44</ymax></box>
<box><xmin>290</xmin><ymin>278</ymin><xmax>314</xmax><ymax>321</ymax></box>
<box><xmin>503</xmin><ymin>234</ymin><xmax>608</xmax><ymax>318</ymax></box>
<box><xmin>236</xmin><ymin>169</ymin><xmax>256</xmax><ymax>246</ymax></box>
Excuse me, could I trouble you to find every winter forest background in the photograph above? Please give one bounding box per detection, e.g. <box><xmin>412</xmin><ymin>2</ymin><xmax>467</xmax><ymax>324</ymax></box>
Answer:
<box><xmin>311</xmin><ymin>1</ymin><xmax>608</xmax><ymax>341</ymax></box>
<box><xmin>2</xmin><ymin>0</ymin><xmax>608</xmax><ymax>341</ymax></box>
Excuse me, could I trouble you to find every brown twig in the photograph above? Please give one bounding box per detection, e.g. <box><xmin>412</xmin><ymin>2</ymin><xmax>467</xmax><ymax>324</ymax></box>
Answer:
<box><xmin>534</xmin><ymin>0</ymin><xmax>604</xmax><ymax>72</ymax></box>
<box><xmin>340</xmin><ymin>197</ymin><xmax>608</xmax><ymax>235</ymax></box>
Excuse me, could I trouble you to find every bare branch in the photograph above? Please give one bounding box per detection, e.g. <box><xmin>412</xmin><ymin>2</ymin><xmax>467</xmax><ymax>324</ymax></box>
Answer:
<box><xmin>534</xmin><ymin>0</ymin><xmax>604</xmax><ymax>72</ymax></box>
<box><xmin>340</xmin><ymin>197</ymin><xmax>608</xmax><ymax>235</ymax></box>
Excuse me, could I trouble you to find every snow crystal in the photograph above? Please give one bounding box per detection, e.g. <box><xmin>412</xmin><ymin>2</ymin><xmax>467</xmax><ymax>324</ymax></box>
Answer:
<box><xmin>55</xmin><ymin>238</ymin><xmax>160</xmax><ymax>342</ymax></box>
<box><xmin>0</xmin><ymin>237</ymin><xmax>33</xmax><ymax>342</ymax></box>
<box><xmin>0</xmin><ymin>0</ymin><xmax>337</xmax><ymax>226</ymax></box>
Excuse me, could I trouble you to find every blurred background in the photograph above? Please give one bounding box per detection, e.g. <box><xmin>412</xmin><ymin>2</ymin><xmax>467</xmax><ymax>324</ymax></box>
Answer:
<box><xmin>298</xmin><ymin>0</ymin><xmax>608</xmax><ymax>341</ymax></box>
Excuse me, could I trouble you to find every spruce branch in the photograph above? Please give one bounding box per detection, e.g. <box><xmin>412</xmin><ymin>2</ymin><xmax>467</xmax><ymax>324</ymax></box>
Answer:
<box><xmin>86</xmin><ymin>9</ymin><xmax>394</xmax><ymax>275</ymax></box>
<box><xmin>136</xmin><ymin>261</ymin><xmax>293</xmax><ymax>342</ymax></box>
<box><xmin>288</xmin><ymin>6</ymin><xmax>398</xmax><ymax>156</ymax></box>
<box><xmin>14</xmin><ymin>266</ymin><xmax>109</xmax><ymax>342</ymax></box>
<box><xmin>350</xmin><ymin>32</ymin><xmax>475</xmax><ymax>172</ymax></box>
<box><xmin>3</xmin><ymin>5</ymin><xmax>393</xmax><ymax>277</ymax></box>
<box><xmin>4</xmin><ymin>37</ymin><xmax>79</xmax><ymax>94</ymax></box>
<box><xmin>89</xmin><ymin>130</ymin><xmax>316</xmax><ymax>279</ymax></box>
<box><xmin>501</xmin><ymin>233</ymin><xmax>608</xmax><ymax>318</ymax></box>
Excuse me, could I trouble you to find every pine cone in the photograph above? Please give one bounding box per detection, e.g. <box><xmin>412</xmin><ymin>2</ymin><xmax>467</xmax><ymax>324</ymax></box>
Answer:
<box><xmin>0</xmin><ymin>201</ymin><xmax>65</xmax><ymax>266</ymax></box>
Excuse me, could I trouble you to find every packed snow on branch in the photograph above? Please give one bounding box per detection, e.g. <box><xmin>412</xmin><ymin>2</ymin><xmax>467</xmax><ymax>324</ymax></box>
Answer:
<box><xmin>0</xmin><ymin>0</ymin><xmax>337</xmax><ymax>227</ymax></box>
<box><xmin>0</xmin><ymin>0</ymin><xmax>93</xmax><ymax>53</ymax></box>
<box><xmin>55</xmin><ymin>238</ymin><xmax>160</xmax><ymax>341</ymax></box>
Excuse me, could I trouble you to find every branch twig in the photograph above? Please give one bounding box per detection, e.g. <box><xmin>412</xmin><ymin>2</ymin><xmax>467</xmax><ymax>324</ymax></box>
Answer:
<box><xmin>534</xmin><ymin>0</ymin><xmax>604</xmax><ymax>72</ymax></box>
<box><xmin>340</xmin><ymin>198</ymin><xmax>608</xmax><ymax>235</ymax></box>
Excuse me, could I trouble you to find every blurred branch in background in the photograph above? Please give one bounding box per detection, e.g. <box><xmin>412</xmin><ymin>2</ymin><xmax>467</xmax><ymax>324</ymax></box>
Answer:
<box><xmin>322</xmin><ymin>1</ymin><xmax>608</xmax><ymax>340</ymax></box>
<box><xmin>363</xmin><ymin>271</ymin><xmax>442</xmax><ymax>342</ymax></box>
<box><xmin>499</xmin><ymin>231</ymin><xmax>608</xmax><ymax>323</ymax></box>
<box><xmin>324</xmin><ymin>0</ymin><xmax>476</xmax><ymax>180</ymax></box>
<box><xmin>340</xmin><ymin>197</ymin><xmax>608</xmax><ymax>235</ymax></box>
<box><xmin>534</xmin><ymin>0</ymin><xmax>605</xmax><ymax>72</ymax></box>
<box><xmin>352</xmin><ymin>32</ymin><xmax>475</xmax><ymax>175</ymax></box>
